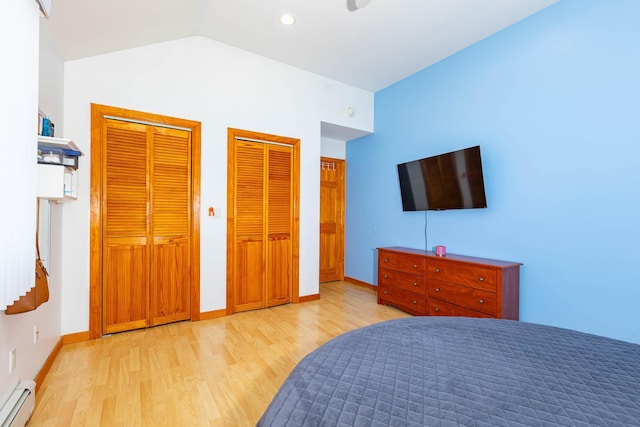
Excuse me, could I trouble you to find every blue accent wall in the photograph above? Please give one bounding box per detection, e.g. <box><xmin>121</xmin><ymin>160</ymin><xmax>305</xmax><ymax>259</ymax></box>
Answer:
<box><xmin>346</xmin><ymin>0</ymin><xmax>640</xmax><ymax>344</ymax></box>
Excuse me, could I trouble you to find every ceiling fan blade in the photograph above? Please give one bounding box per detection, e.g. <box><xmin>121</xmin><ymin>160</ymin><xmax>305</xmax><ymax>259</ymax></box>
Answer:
<box><xmin>347</xmin><ymin>0</ymin><xmax>372</xmax><ymax>11</ymax></box>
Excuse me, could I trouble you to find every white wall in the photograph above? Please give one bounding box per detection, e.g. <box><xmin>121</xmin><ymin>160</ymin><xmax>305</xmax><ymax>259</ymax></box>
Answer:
<box><xmin>320</xmin><ymin>137</ymin><xmax>346</xmax><ymax>159</ymax></box>
<box><xmin>0</xmin><ymin>1</ymin><xmax>61</xmax><ymax>408</ymax></box>
<box><xmin>34</xmin><ymin>14</ymin><xmax>66</xmax><ymax>380</ymax></box>
<box><xmin>39</xmin><ymin>20</ymin><xmax>65</xmax><ymax>134</ymax></box>
<box><xmin>61</xmin><ymin>36</ymin><xmax>373</xmax><ymax>334</ymax></box>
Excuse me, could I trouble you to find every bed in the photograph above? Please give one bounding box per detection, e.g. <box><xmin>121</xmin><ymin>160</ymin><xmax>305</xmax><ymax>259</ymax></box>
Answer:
<box><xmin>258</xmin><ymin>317</ymin><xmax>640</xmax><ymax>426</ymax></box>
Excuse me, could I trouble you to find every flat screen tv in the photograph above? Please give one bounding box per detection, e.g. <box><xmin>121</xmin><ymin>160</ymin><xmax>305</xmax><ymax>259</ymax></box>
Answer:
<box><xmin>397</xmin><ymin>145</ymin><xmax>487</xmax><ymax>211</ymax></box>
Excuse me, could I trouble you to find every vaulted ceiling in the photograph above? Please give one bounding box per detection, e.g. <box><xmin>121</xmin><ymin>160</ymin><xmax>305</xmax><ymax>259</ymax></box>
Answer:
<box><xmin>43</xmin><ymin>0</ymin><xmax>558</xmax><ymax>92</ymax></box>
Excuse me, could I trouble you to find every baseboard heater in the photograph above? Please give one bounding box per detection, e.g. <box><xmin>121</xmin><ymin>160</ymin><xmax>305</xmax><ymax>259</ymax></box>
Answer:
<box><xmin>0</xmin><ymin>380</ymin><xmax>36</xmax><ymax>427</ymax></box>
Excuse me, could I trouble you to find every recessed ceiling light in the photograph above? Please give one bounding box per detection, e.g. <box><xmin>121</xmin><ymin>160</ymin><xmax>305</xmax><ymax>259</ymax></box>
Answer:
<box><xmin>280</xmin><ymin>14</ymin><xmax>296</xmax><ymax>26</ymax></box>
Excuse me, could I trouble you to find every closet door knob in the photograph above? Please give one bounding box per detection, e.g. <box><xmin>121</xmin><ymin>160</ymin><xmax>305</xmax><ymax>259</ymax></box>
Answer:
<box><xmin>384</xmin><ymin>274</ymin><xmax>389</xmax><ymax>279</ymax></box>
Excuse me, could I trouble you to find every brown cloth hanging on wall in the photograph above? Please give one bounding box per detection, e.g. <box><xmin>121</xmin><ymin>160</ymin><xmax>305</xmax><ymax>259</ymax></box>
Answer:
<box><xmin>5</xmin><ymin>203</ymin><xmax>50</xmax><ymax>315</ymax></box>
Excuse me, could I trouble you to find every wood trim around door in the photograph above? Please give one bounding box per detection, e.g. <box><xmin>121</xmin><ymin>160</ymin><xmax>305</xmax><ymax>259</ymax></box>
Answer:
<box><xmin>226</xmin><ymin>128</ymin><xmax>301</xmax><ymax>315</ymax></box>
<box><xmin>89</xmin><ymin>103</ymin><xmax>202</xmax><ymax>339</ymax></box>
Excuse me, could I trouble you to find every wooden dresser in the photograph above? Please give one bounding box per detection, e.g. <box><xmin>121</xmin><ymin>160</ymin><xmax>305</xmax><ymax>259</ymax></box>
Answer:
<box><xmin>377</xmin><ymin>247</ymin><xmax>521</xmax><ymax>320</ymax></box>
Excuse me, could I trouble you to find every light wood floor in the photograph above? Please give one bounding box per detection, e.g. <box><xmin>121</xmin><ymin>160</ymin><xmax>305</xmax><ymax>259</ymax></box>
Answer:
<box><xmin>29</xmin><ymin>281</ymin><xmax>409</xmax><ymax>426</ymax></box>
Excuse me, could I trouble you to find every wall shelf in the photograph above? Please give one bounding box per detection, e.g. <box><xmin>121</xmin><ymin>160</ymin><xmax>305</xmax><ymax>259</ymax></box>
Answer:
<box><xmin>37</xmin><ymin>135</ymin><xmax>80</xmax><ymax>152</ymax></box>
<box><xmin>37</xmin><ymin>136</ymin><xmax>81</xmax><ymax>201</ymax></box>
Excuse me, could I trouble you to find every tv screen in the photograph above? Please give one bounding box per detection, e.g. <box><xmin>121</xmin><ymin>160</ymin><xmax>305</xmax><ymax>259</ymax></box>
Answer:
<box><xmin>397</xmin><ymin>145</ymin><xmax>487</xmax><ymax>211</ymax></box>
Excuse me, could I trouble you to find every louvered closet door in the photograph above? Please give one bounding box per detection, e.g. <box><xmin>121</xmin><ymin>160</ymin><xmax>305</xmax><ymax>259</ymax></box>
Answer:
<box><xmin>233</xmin><ymin>141</ymin><xmax>293</xmax><ymax>312</ymax></box>
<box><xmin>150</xmin><ymin>126</ymin><xmax>191</xmax><ymax>326</ymax></box>
<box><xmin>102</xmin><ymin>120</ymin><xmax>191</xmax><ymax>333</ymax></box>
<box><xmin>266</xmin><ymin>145</ymin><xmax>293</xmax><ymax>307</ymax></box>
<box><xmin>103</xmin><ymin>120</ymin><xmax>149</xmax><ymax>334</ymax></box>
<box><xmin>234</xmin><ymin>141</ymin><xmax>266</xmax><ymax>311</ymax></box>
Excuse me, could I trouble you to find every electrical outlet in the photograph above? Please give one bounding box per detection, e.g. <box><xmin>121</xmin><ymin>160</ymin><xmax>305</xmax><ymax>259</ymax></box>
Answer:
<box><xmin>33</xmin><ymin>324</ymin><xmax>39</xmax><ymax>344</ymax></box>
<box><xmin>9</xmin><ymin>349</ymin><xmax>16</xmax><ymax>374</ymax></box>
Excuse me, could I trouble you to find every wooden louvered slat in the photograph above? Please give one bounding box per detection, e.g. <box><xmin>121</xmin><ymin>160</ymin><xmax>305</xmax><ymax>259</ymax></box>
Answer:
<box><xmin>104</xmin><ymin>121</ymin><xmax>148</xmax><ymax>238</ymax></box>
<box><xmin>152</xmin><ymin>127</ymin><xmax>191</xmax><ymax>237</ymax></box>
<box><xmin>235</xmin><ymin>142</ymin><xmax>265</xmax><ymax>239</ymax></box>
<box><xmin>267</xmin><ymin>146</ymin><xmax>293</xmax><ymax>236</ymax></box>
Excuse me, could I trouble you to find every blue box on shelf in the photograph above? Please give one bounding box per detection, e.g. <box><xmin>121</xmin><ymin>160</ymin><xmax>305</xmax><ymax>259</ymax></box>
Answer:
<box><xmin>38</xmin><ymin>147</ymin><xmax>80</xmax><ymax>169</ymax></box>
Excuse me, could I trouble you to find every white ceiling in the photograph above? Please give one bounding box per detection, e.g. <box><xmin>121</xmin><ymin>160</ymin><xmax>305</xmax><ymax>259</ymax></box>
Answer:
<box><xmin>43</xmin><ymin>0</ymin><xmax>558</xmax><ymax>93</ymax></box>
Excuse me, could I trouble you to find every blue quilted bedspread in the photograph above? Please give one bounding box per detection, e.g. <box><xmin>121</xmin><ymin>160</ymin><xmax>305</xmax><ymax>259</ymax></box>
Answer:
<box><xmin>257</xmin><ymin>317</ymin><xmax>640</xmax><ymax>426</ymax></box>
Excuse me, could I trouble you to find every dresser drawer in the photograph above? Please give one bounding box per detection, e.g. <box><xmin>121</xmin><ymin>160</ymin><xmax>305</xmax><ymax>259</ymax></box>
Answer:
<box><xmin>427</xmin><ymin>298</ymin><xmax>492</xmax><ymax>318</ymax></box>
<box><xmin>427</xmin><ymin>259</ymin><xmax>497</xmax><ymax>292</ymax></box>
<box><xmin>379</xmin><ymin>268</ymin><xmax>425</xmax><ymax>295</ymax></box>
<box><xmin>379</xmin><ymin>250</ymin><xmax>426</xmax><ymax>274</ymax></box>
<box><xmin>378</xmin><ymin>282</ymin><xmax>425</xmax><ymax>316</ymax></box>
<box><xmin>427</xmin><ymin>280</ymin><xmax>496</xmax><ymax>316</ymax></box>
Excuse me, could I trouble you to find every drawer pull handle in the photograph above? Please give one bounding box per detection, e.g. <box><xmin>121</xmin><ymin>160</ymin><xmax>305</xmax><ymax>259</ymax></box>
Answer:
<box><xmin>384</xmin><ymin>258</ymin><xmax>389</xmax><ymax>263</ymax></box>
<box><xmin>479</xmin><ymin>277</ymin><xmax>484</xmax><ymax>282</ymax></box>
<box><xmin>412</xmin><ymin>282</ymin><xmax>418</xmax><ymax>287</ymax></box>
<box><xmin>384</xmin><ymin>274</ymin><xmax>389</xmax><ymax>279</ymax></box>
<box><xmin>479</xmin><ymin>299</ymin><xmax>484</xmax><ymax>304</ymax></box>
<box><xmin>435</xmin><ymin>268</ymin><xmax>440</xmax><ymax>273</ymax></box>
<box><xmin>435</xmin><ymin>287</ymin><xmax>440</xmax><ymax>292</ymax></box>
<box><xmin>434</xmin><ymin>307</ymin><xmax>440</xmax><ymax>312</ymax></box>
<box><xmin>413</xmin><ymin>264</ymin><xmax>418</xmax><ymax>268</ymax></box>
<box><xmin>383</xmin><ymin>290</ymin><xmax>388</xmax><ymax>295</ymax></box>
<box><xmin>412</xmin><ymin>300</ymin><xmax>417</xmax><ymax>304</ymax></box>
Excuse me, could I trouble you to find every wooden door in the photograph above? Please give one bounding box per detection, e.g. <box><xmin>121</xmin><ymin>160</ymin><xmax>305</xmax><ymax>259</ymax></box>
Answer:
<box><xmin>233</xmin><ymin>141</ymin><xmax>266</xmax><ymax>312</ymax></box>
<box><xmin>149</xmin><ymin>126</ymin><xmax>192</xmax><ymax>326</ymax></box>
<box><xmin>227</xmin><ymin>128</ymin><xmax>299</xmax><ymax>314</ymax></box>
<box><xmin>319</xmin><ymin>158</ymin><xmax>345</xmax><ymax>282</ymax></box>
<box><xmin>90</xmin><ymin>104</ymin><xmax>201</xmax><ymax>339</ymax></box>
<box><xmin>101</xmin><ymin>119</ymin><xmax>192</xmax><ymax>334</ymax></box>
<box><xmin>266</xmin><ymin>145</ymin><xmax>294</xmax><ymax>306</ymax></box>
<box><xmin>102</xmin><ymin>120</ymin><xmax>150</xmax><ymax>333</ymax></box>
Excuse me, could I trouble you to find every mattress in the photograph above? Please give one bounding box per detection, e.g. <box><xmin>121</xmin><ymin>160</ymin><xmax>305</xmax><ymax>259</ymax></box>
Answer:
<box><xmin>258</xmin><ymin>317</ymin><xmax>640</xmax><ymax>426</ymax></box>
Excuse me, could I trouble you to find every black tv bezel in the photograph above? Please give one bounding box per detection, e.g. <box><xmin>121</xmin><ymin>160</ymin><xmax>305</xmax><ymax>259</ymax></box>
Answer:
<box><xmin>397</xmin><ymin>145</ymin><xmax>487</xmax><ymax>212</ymax></box>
